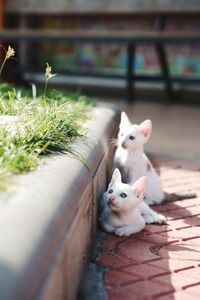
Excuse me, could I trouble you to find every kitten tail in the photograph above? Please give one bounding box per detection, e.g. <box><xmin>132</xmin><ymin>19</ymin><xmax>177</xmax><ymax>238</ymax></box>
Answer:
<box><xmin>164</xmin><ymin>192</ymin><xmax>196</xmax><ymax>202</ymax></box>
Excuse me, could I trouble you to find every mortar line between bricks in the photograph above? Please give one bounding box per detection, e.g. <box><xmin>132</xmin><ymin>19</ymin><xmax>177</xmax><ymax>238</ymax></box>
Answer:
<box><xmin>167</xmin><ymin>214</ymin><xmax>200</xmax><ymax>220</ymax></box>
<box><xmin>162</xmin><ymin>205</ymin><xmax>199</xmax><ymax>212</ymax></box>
<box><xmin>120</xmin><ymin>268</ymin><xmax>171</xmax><ymax>279</ymax></box>
<box><xmin>135</xmin><ymin>235</ymin><xmax>180</xmax><ymax>245</ymax></box>
<box><xmin>174</xmin><ymin>266</ymin><xmax>195</xmax><ymax>273</ymax></box>
<box><xmin>118</xmin><ymin>277</ymin><xmax>144</xmax><ymax>286</ymax></box>
<box><xmin>153</xmin><ymin>274</ymin><xmax>200</xmax><ymax>291</ymax></box>
<box><xmin>184</xmin><ymin>282</ymin><xmax>200</xmax><ymax>289</ymax></box>
<box><xmin>106</xmin><ymin>276</ymin><xmax>144</xmax><ymax>290</ymax></box>
<box><xmin>114</xmin><ymin>263</ymin><xmax>136</xmax><ymax>271</ymax></box>
<box><xmin>182</xmin><ymin>236</ymin><xmax>200</xmax><ymax>242</ymax></box>
<box><xmin>153</xmin><ymin>290</ymin><xmax>175</xmax><ymax>299</ymax></box>
<box><xmin>114</xmin><ymin>257</ymin><xmax>165</xmax><ymax>272</ymax></box>
<box><xmin>182</xmin><ymin>282</ymin><xmax>200</xmax><ymax>290</ymax></box>
<box><xmin>152</xmin><ymin>277</ymin><xmax>181</xmax><ymax>293</ymax></box>
<box><xmin>145</xmin><ymin>229</ymin><xmax>173</xmax><ymax>234</ymax></box>
<box><xmin>176</xmin><ymin>226</ymin><xmax>195</xmax><ymax>230</ymax></box>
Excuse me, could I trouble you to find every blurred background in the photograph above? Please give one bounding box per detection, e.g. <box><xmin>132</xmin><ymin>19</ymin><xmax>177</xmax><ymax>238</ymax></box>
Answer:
<box><xmin>1</xmin><ymin>0</ymin><xmax>200</xmax><ymax>161</ymax></box>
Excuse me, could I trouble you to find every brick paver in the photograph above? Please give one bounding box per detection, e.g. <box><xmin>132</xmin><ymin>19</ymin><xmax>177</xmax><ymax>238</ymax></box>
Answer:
<box><xmin>97</xmin><ymin>157</ymin><xmax>200</xmax><ymax>299</ymax></box>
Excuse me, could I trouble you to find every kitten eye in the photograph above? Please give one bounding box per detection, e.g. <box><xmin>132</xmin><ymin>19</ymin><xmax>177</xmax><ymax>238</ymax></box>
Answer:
<box><xmin>108</xmin><ymin>189</ymin><xmax>113</xmax><ymax>194</ymax></box>
<box><xmin>120</xmin><ymin>133</ymin><xmax>124</xmax><ymax>137</ymax></box>
<box><xmin>120</xmin><ymin>192</ymin><xmax>127</xmax><ymax>198</ymax></box>
<box><xmin>129</xmin><ymin>135</ymin><xmax>135</xmax><ymax>140</ymax></box>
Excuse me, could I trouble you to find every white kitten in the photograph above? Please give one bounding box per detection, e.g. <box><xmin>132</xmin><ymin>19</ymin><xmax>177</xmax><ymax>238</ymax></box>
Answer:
<box><xmin>114</xmin><ymin>112</ymin><xmax>196</xmax><ymax>205</ymax></box>
<box><xmin>99</xmin><ymin>169</ymin><xmax>166</xmax><ymax>237</ymax></box>
<box><xmin>114</xmin><ymin>112</ymin><xmax>165</xmax><ymax>205</ymax></box>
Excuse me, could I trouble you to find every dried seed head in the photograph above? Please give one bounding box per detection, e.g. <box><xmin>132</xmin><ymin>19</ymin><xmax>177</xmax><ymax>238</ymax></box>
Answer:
<box><xmin>45</xmin><ymin>63</ymin><xmax>56</xmax><ymax>81</ymax></box>
<box><xmin>6</xmin><ymin>46</ymin><xmax>15</xmax><ymax>59</ymax></box>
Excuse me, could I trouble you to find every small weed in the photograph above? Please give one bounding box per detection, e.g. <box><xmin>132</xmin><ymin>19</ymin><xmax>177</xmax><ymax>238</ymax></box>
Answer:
<box><xmin>0</xmin><ymin>83</ymin><xmax>94</xmax><ymax>187</ymax></box>
<box><xmin>0</xmin><ymin>45</ymin><xmax>15</xmax><ymax>79</ymax></box>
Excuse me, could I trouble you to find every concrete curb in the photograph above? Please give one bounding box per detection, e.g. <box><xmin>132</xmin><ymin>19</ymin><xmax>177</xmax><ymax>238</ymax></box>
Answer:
<box><xmin>0</xmin><ymin>105</ymin><xmax>120</xmax><ymax>300</ymax></box>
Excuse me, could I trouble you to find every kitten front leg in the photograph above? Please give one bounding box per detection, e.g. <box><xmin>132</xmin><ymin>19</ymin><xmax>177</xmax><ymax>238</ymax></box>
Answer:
<box><xmin>102</xmin><ymin>222</ymin><xmax>115</xmax><ymax>233</ymax></box>
<box><xmin>139</xmin><ymin>202</ymin><xmax>166</xmax><ymax>224</ymax></box>
<box><xmin>114</xmin><ymin>224</ymin><xmax>145</xmax><ymax>237</ymax></box>
<box><xmin>99</xmin><ymin>217</ymin><xmax>115</xmax><ymax>233</ymax></box>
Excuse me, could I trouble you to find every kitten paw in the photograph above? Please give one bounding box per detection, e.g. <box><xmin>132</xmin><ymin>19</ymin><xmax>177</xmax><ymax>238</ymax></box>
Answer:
<box><xmin>114</xmin><ymin>227</ymin><xmax>132</xmax><ymax>237</ymax></box>
<box><xmin>152</xmin><ymin>213</ymin><xmax>167</xmax><ymax>224</ymax></box>
<box><xmin>143</xmin><ymin>213</ymin><xmax>166</xmax><ymax>224</ymax></box>
<box><xmin>155</xmin><ymin>214</ymin><xmax>167</xmax><ymax>224</ymax></box>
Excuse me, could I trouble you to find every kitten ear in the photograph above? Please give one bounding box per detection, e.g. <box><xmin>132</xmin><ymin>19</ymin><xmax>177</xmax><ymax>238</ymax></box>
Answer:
<box><xmin>138</xmin><ymin>120</ymin><xmax>152</xmax><ymax>141</ymax></box>
<box><xmin>119</xmin><ymin>112</ymin><xmax>131</xmax><ymax>130</ymax></box>
<box><xmin>132</xmin><ymin>176</ymin><xmax>147</xmax><ymax>201</ymax></box>
<box><xmin>110</xmin><ymin>168</ymin><xmax>122</xmax><ymax>185</ymax></box>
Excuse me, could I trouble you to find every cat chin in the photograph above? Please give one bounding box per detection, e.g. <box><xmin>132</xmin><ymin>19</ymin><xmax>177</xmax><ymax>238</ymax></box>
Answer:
<box><xmin>109</xmin><ymin>204</ymin><xmax>123</xmax><ymax>213</ymax></box>
<box><xmin>109</xmin><ymin>205</ymin><xmax>121</xmax><ymax>212</ymax></box>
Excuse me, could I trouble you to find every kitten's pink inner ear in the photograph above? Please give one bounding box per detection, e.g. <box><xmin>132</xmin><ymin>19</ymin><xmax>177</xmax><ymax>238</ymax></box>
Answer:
<box><xmin>133</xmin><ymin>177</ymin><xmax>147</xmax><ymax>199</ymax></box>
<box><xmin>139</xmin><ymin>120</ymin><xmax>152</xmax><ymax>138</ymax></box>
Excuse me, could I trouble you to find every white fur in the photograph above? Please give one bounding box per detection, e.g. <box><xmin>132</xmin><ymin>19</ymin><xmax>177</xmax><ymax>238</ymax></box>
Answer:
<box><xmin>139</xmin><ymin>201</ymin><xmax>166</xmax><ymax>224</ymax></box>
<box><xmin>114</xmin><ymin>112</ymin><xmax>165</xmax><ymax>205</ymax></box>
<box><xmin>99</xmin><ymin>169</ymin><xmax>166</xmax><ymax>237</ymax></box>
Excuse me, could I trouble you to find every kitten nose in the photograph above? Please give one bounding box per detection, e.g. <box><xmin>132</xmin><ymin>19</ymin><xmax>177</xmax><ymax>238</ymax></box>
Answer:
<box><xmin>121</xmin><ymin>141</ymin><xmax>127</xmax><ymax>149</ymax></box>
<box><xmin>108</xmin><ymin>196</ymin><xmax>115</xmax><ymax>204</ymax></box>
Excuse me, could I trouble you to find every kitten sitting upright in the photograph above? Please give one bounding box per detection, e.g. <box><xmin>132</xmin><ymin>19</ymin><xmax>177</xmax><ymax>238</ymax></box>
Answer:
<box><xmin>99</xmin><ymin>169</ymin><xmax>166</xmax><ymax>237</ymax></box>
<box><xmin>114</xmin><ymin>112</ymin><xmax>196</xmax><ymax>205</ymax></box>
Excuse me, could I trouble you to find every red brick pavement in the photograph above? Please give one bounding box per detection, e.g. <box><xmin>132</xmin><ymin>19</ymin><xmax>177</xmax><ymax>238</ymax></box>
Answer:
<box><xmin>97</xmin><ymin>157</ymin><xmax>200</xmax><ymax>300</ymax></box>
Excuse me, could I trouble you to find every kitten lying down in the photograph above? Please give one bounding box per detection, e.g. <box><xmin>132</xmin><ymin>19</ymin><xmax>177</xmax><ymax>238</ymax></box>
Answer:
<box><xmin>99</xmin><ymin>168</ymin><xmax>166</xmax><ymax>237</ymax></box>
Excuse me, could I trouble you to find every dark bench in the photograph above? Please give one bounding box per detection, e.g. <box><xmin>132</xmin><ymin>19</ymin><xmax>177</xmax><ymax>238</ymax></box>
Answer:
<box><xmin>1</xmin><ymin>29</ymin><xmax>200</xmax><ymax>102</ymax></box>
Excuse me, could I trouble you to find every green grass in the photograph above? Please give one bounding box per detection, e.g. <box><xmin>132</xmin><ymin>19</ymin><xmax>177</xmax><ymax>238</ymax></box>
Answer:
<box><xmin>0</xmin><ymin>83</ymin><xmax>94</xmax><ymax>186</ymax></box>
